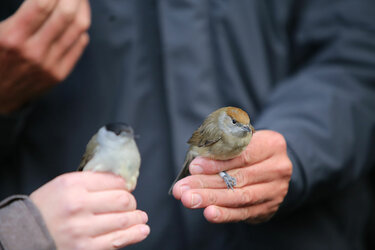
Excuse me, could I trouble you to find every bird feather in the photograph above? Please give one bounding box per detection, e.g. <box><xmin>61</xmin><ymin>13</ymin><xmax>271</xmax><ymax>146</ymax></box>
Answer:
<box><xmin>77</xmin><ymin>134</ymin><xmax>98</xmax><ymax>171</ymax></box>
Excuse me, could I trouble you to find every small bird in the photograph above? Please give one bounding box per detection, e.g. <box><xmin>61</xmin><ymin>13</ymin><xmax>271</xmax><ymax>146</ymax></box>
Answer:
<box><xmin>78</xmin><ymin>123</ymin><xmax>141</xmax><ymax>191</ymax></box>
<box><xmin>169</xmin><ymin>107</ymin><xmax>255</xmax><ymax>195</ymax></box>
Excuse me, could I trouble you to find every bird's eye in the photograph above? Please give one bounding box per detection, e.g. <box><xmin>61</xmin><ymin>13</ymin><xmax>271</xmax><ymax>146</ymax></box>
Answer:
<box><xmin>232</xmin><ymin>119</ymin><xmax>237</xmax><ymax>124</ymax></box>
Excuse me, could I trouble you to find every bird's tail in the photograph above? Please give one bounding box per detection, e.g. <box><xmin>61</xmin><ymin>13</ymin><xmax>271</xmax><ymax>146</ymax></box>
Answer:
<box><xmin>168</xmin><ymin>150</ymin><xmax>195</xmax><ymax>195</ymax></box>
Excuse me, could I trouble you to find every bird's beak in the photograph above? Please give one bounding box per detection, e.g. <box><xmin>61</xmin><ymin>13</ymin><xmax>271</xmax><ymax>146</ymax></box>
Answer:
<box><xmin>250</xmin><ymin>125</ymin><xmax>255</xmax><ymax>134</ymax></box>
<box><xmin>243</xmin><ymin>125</ymin><xmax>251</xmax><ymax>133</ymax></box>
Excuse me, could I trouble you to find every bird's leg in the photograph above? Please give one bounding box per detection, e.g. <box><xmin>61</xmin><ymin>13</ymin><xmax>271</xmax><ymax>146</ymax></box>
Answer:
<box><xmin>219</xmin><ymin>171</ymin><xmax>237</xmax><ymax>190</ymax></box>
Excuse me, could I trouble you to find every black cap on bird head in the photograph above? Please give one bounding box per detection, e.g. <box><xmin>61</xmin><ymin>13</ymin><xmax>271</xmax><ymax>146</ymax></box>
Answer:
<box><xmin>105</xmin><ymin>122</ymin><xmax>134</xmax><ymax>136</ymax></box>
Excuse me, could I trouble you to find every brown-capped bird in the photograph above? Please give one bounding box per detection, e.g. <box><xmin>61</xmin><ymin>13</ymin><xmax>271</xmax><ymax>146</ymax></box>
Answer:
<box><xmin>169</xmin><ymin>107</ymin><xmax>255</xmax><ymax>195</ymax></box>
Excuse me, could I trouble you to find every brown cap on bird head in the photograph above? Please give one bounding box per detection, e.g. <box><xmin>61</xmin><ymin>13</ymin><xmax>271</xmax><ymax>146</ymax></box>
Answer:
<box><xmin>225</xmin><ymin>107</ymin><xmax>250</xmax><ymax>125</ymax></box>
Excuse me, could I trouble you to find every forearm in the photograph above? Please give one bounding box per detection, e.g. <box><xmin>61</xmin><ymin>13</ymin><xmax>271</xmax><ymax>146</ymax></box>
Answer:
<box><xmin>256</xmin><ymin>0</ymin><xmax>375</xmax><ymax>212</ymax></box>
<box><xmin>0</xmin><ymin>195</ymin><xmax>56</xmax><ymax>250</ymax></box>
<box><xmin>257</xmin><ymin>52</ymin><xmax>375</xmax><ymax>214</ymax></box>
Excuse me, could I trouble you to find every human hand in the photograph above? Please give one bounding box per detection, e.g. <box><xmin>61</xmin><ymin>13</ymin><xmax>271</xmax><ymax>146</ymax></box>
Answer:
<box><xmin>30</xmin><ymin>172</ymin><xmax>150</xmax><ymax>250</ymax></box>
<box><xmin>172</xmin><ymin>130</ymin><xmax>292</xmax><ymax>224</ymax></box>
<box><xmin>0</xmin><ymin>0</ymin><xmax>91</xmax><ymax>114</ymax></box>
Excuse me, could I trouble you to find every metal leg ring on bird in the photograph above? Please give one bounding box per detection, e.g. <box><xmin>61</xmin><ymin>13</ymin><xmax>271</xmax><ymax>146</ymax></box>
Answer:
<box><xmin>219</xmin><ymin>171</ymin><xmax>237</xmax><ymax>190</ymax></box>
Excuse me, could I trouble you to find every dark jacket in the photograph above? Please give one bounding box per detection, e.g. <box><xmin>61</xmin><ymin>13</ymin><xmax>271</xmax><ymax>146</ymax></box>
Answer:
<box><xmin>1</xmin><ymin>0</ymin><xmax>375</xmax><ymax>249</ymax></box>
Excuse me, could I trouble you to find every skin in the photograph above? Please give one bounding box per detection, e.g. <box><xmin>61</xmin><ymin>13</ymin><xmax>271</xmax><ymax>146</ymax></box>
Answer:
<box><xmin>30</xmin><ymin>172</ymin><xmax>150</xmax><ymax>250</ymax></box>
<box><xmin>0</xmin><ymin>0</ymin><xmax>91</xmax><ymax>114</ymax></box>
<box><xmin>172</xmin><ymin>130</ymin><xmax>292</xmax><ymax>224</ymax></box>
<box><xmin>0</xmin><ymin>1</ymin><xmax>150</xmax><ymax>247</ymax></box>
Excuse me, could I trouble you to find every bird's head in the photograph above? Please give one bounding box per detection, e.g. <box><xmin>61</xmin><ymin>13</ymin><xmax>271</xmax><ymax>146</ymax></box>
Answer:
<box><xmin>217</xmin><ymin>107</ymin><xmax>254</xmax><ymax>138</ymax></box>
<box><xmin>105</xmin><ymin>123</ymin><xmax>134</xmax><ymax>138</ymax></box>
<box><xmin>96</xmin><ymin>123</ymin><xmax>135</xmax><ymax>148</ymax></box>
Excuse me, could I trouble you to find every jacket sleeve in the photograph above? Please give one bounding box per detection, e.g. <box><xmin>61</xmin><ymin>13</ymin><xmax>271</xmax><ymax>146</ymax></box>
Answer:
<box><xmin>0</xmin><ymin>195</ymin><xmax>56</xmax><ymax>250</ymax></box>
<box><xmin>256</xmin><ymin>0</ymin><xmax>375</xmax><ymax>212</ymax></box>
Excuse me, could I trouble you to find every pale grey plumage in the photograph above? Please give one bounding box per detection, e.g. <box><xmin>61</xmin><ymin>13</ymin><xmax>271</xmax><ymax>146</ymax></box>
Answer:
<box><xmin>78</xmin><ymin>123</ymin><xmax>141</xmax><ymax>191</ymax></box>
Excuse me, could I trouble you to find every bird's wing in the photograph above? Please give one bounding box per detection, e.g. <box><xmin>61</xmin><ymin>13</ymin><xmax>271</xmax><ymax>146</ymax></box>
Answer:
<box><xmin>188</xmin><ymin>125</ymin><xmax>222</xmax><ymax>148</ymax></box>
<box><xmin>168</xmin><ymin>149</ymin><xmax>196</xmax><ymax>195</ymax></box>
<box><xmin>77</xmin><ymin>134</ymin><xmax>98</xmax><ymax>171</ymax></box>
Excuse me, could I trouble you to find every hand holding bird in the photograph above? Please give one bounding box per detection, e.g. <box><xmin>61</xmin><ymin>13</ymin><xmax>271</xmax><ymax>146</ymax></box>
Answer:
<box><xmin>171</xmin><ymin>130</ymin><xmax>293</xmax><ymax>224</ymax></box>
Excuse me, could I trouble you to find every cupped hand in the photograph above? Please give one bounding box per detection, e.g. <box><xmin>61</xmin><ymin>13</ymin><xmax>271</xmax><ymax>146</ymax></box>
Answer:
<box><xmin>30</xmin><ymin>172</ymin><xmax>150</xmax><ymax>250</ymax></box>
<box><xmin>172</xmin><ymin>130</ymin><xmax>292</xmax><ymax>224</ymax></box>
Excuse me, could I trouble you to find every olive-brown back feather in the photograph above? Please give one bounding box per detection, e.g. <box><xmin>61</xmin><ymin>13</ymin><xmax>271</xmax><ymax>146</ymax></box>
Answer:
<box><xmin>188</xmin><ymin>108</ymin><xmax>223</xmax><ymax>147</ymax></box>
<box><xmin>77</xmin><ymin>134</ymin><xmax>98</xmax><ymax>171</ymax></box>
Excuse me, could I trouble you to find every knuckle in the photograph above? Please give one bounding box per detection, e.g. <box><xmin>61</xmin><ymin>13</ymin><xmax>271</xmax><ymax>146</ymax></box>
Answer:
<box><xmin>54</xmin><ymin>174</ymin><xmax>70</xmax><ymax>188</ymax></box>
<box><xmin>276</xmin><ymin>195</ymin><xmax>285</xmax><ymax>206</ymax></box>
<box><xmin>221</xmin><ymin>209</ymin><xmax>233</xmax><ymax>222</ymax></box>
<box><xmin>280</xmin><ymin>181</ymin><xmax>290</xmax><ymax>198</ymax></box>
<box><xmin>240</xmin><ymin>151</ymin><xmax>251</xmax><ymax>166</ymax></box>
<box><xmin>22</xmin><ymin>47</ymin><xmax>44</xmax><ymax>64</ymax></box>
<box><xmin>136</xmin><ymin>211</ymin><xmax>146</xmax><ymax>223</ymax></box>
<box><xmin>245</xmin><ymin>209</ymin><xmax>268</xmax><ymax>224</ymax></box>
<box><xmin>240</xmin><ymin>190</ymin><xmax>254</xmax><ymax>205</ymax></box>
<box><xmin>231</xmin><ymin>208</ymin><xmax>251</xmax><ymax>223</ymax></box>
<box><xmin>233</xmin><ymin>170</ymin><xmax>245</xmax><ymax>187</ymax></box>
<box><xmin>0</xmin><ymin>35</ymin><xmax>23</xmax><ymax>55</ymax></box>
<box><xmin>276</xmin><ymin>161</ymin><xmax>293</xmax><ymax>179</ymax></box>
<box><xmin>212</xmin><ymin>161</ymin><xmax>222</xmax><ymax>173</ymax></box>
<box><xmin>118</xmin><ymin>192</ymin><xmax>132</xmax><ymax>209</ymax></box>
<box><xmin>119</xmin><ymin>215</ymin><xmax>130</xmax><ymax>228</ymax></box>
<box><xmin>57</xmin><ymin>4</ymin><xmax>77</xmax><ymax>23</ymax></box>
<box><xmin>272</xmin><ymin>132</ymin><xmax>287</xmax><ymax>150</ymax></box>
<box><xmin>63</xmin><ymin>198</ymin><xmax>84</xmax><ymax>215</ymax></box>
<box><xmin>60</xmin><ymin>220</ymin><xmax>82</xmax><ymax>239</ymax></box>
<box><xmin>195</xmin><ymin>176</ymin><xmax>205</xmax><ymax>189</ymax></box>
<box><xmin>55</xmin><ymin>173</ymin><xmax>77</xmax><ymax>188</ymax></box>
<box><xmin>285</xmin><ymin>159</ymin><xmax>293</xmax><ymax>177</ymax></box>
<box><xmin>75</xmin><ymin>15</ymin><xmax>91</xmax><ymax>32</ymax></box>
<box><xmin>80</xmin><ymin>33</ymin><xmax>90</xmax><ymax>47</ymax></box>
<box><xmin>128</xmin><ymin>194</ymin><xmax>137</xmax><ymax>209</ymax></box>
<box><xmin>52</xmin><ymin>70</ymin><xmax>66</xmax><ymax>82</ymax></box>
<box><xmin>68</xmin><ymin>222</ymin><xmax>83</xmax><ymax>238</ymax></box>
<box><xmin>207</xmin><ymin>192</ymin><xmax>218</xmax><ymax>204</ymax></box>
<box><xmin>35</xmin><ymin>0</ymin><xmax>55</xmax><ymax>15</ymax></box>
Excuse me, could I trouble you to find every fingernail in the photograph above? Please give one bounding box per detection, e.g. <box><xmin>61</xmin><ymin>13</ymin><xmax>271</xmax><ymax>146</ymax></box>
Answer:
<box><xmin>190</xmin><ymin>164</ymin><xmax>203</xmax><ymax>174</ymax></box>
<box><xmin>191</xmin><ymin>193</ymin><xmax>202</xmax><ymax>208</ymax></box>
<box><xmin>180</xmin><ymin>185</ymin><xmax>190</xmax><ymax>196</ymax></box>
<box><xmin>140</xmin><ymin>225</ymin><xmax>150</xmax><ymax>236</ymax></box>
<box><xmin>141</xmin><ymin>212</ymin><xmax>148</xmax><ymax>223</ymax></box>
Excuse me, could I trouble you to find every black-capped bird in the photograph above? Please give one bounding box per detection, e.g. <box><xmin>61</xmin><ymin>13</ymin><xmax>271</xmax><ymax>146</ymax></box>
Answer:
<box><xmin>78</xmin><ymin>123</ymin><xmax>141</xmax><ymax>191</ymax></box>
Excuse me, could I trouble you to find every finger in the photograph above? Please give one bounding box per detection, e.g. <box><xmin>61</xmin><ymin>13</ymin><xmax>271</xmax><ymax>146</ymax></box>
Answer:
<box><xmin>9</xmin><ymin>0</ymin><xmax>57</xmax><ymax>39</ymax></box>
<box><xmin>172</xmin><ymin>174</ymin><xmax>225</xmax><ymax>199</ymax></box>
<box><xmin>44</xmin><ymin>0</ymin><xmax>90</xmax><ymax>64</ymax></box>
<box><xmin>189</xmin><ymin>131</ymin><xmax>280</xmax><ymax>174</ymax></box>
<box><xmin>88</xmin><ymin>190</ymin><xmax>137</xmax><ymax>214</ymax></box>
<box><xmin>77</xmin><ymin>171</ymin><xmax>126</xmax><ymax>191</ymax></box>
<box><xmin>54</xmin><ymin>32</ymin><xmax>89</xmax><ymax>80</ymax></box>
<box><xmin>180</xmin><ymin>182</ymin><xmax>281</xmax><ymax>209</ymax></box>
<box><xmin>30</xmin><ymin>0</ymin><xmax>83</xmax><ymax>51</ymax></box>
<box><xmin>174</xmin><ymin>159</ymin><xmax>281</xmax><ymax>199</ymax></box>
<box><xmin>203</xmin><ymin>202</ymin><xmax>279</xmax><ymax>224</ymax></box>
<box><xmin>88</xmin><ymin>210</ymin><xmax>148</xmax><ymax>237</ymax></box>
<box><xmin>93</xmin><ymin>224</ymin><xmax>150</xmax><ymax>250</ymax></box>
